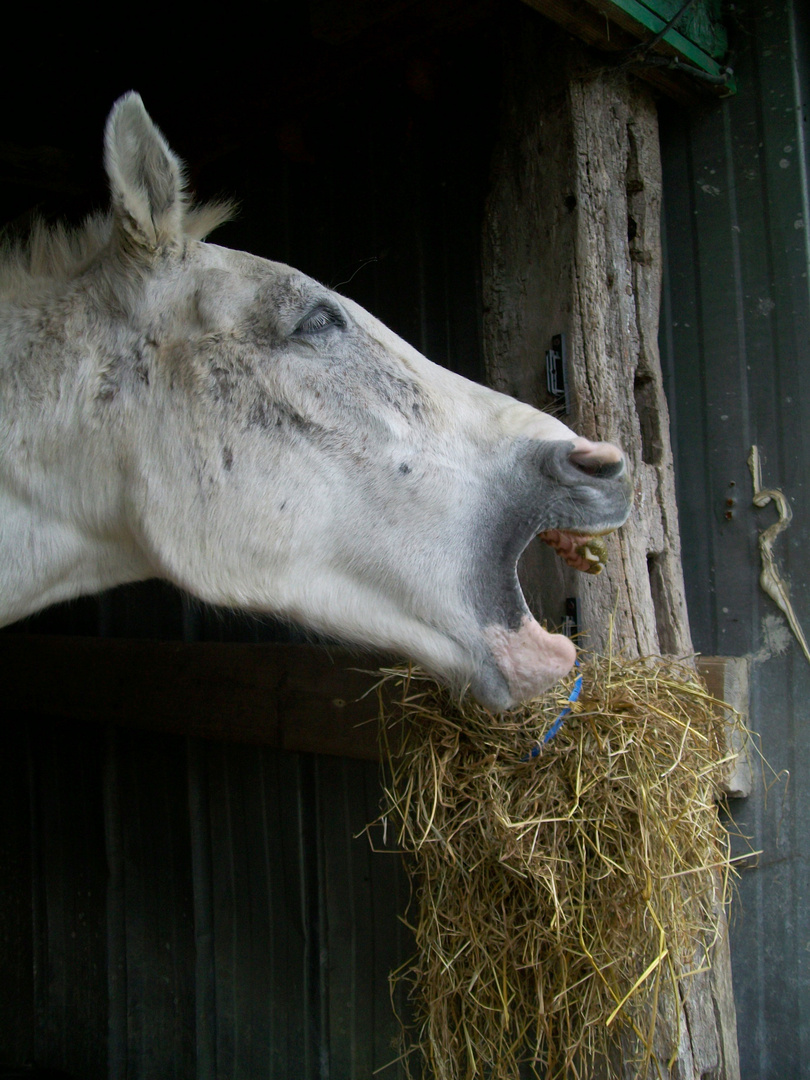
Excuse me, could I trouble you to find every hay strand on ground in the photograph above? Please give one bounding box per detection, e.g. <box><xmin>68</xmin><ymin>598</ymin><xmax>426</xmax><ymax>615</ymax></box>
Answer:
<box><xmin>377</xmin><ymin>653</ymin><xmax>739</xmax><ymax>1080</ymax></box>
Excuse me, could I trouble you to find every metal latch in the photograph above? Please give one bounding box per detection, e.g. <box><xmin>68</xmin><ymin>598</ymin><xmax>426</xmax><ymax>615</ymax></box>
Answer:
<box><xmin>562</xmin><ymin>596</ymin><xmax>580</xmax><ymax>640</ymax></box>
<box><xmin>545</xmin><ymin>333</ymin><xmax>569</xmax><ymax>413</ymax></box>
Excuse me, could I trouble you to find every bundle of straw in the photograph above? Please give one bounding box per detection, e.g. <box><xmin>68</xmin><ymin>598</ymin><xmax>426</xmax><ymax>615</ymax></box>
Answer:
<box><xmin>378</xmin><ymin>653</ymin><xmax>738</xmax><ymax>1080</ymax></box>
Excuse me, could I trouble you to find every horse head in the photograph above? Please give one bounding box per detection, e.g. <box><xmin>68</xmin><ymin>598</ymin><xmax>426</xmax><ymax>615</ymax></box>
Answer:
<box><xmin>0</xmin><ymin>93</ymin><xmax>632</xmax><ymax>711</ymax></box>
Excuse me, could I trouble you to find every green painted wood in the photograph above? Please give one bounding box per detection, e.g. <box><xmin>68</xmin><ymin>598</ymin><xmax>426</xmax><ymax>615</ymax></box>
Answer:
<box><xmin>607</xmin><ymin>0</ymin><xmax>728</xmax><ymax>60</ymax></box>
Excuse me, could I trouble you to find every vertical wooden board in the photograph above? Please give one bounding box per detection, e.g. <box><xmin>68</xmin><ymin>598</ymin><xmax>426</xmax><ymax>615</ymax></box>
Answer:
<box><xmin>482</xmin><ymin>8</ymin><xmax>692</xmax><ymax>658</ymax></box>
<box><xmin>317</xmin><ymin>757</ymin><xmax>385</xmax><ymax>1079</ymax></box>
<box><xmin>319</xmin><ymin>757</ymin><xmax>363</xmax><ymax>1077</ymax></box>
<box><xmin>185</xmin><ymin>738</ymin><xmax>216</xmax><ymax>1080</ymax></box>
<box><xmin>207</xmin><ymin>745</ymin><xmax>283</xmax><ymax>1079</ymax></box>
<box><xmin>482</xmin><ymin>10</ymin><xmax>739</xmax><ymax>1077</ymax></box>
<box><xmin>0</xmin><ymin>721</ymin><xmax>35</xmax><ymax>1067</ymax></box>
<box><xmin>113</xmin><ymin>729</ymin><xmax>196</xmax><ymax>1080</ymax></box>
<box><xmin>103</xmin><ymin>727</ymin><xmax>127</xmax><ymax>1080</ymax></box>
<box><xmin>205</xmin><ymin>745</ymin><xmax>316</xmax><ymax>1080</ymax></box>
<box><xmin>567</xmin><ymin>71</ymin><xmax>693</xmax><ymax>658</ymax></box>
<box><xmin>317</xmin><ymin>754</ymin><xmax>410</xmax><ymax>1079</ymax></box>
<box><xmin>28</xmin><ymin>720</ymin><xmax>108</xmax><ymax>1079</ymax></box>
<box><xmin>206</xmin><ymin>746</ymin><xmax>265</xmax><ymax>1078</ymax></box>
<box><xmin>197</xmin><ymin>742</ymin><xmax>240</xmax><ymax>1077</ymax></box>
<box><xmin>363</xmin><ymin>763</ymin><xmax>413</xmax><ymax>1073</ymax></box>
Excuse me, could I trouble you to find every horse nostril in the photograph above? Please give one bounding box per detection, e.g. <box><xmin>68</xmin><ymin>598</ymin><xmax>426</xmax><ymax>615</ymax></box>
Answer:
<box><xmin>571</xmin><ymin>457</ymin><xmax>626</xmax><ymax>480</ymax></box>
<box><xmin>569</xmin><ymin>440</ymin><xmax>626</xmax><ymax>480</ymax></box>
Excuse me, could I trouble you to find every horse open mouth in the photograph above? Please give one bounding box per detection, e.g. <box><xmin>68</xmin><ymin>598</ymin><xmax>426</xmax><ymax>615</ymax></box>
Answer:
<box><xmin>470</xmin><ymin>438</ymin><xmax>631</xmax><ymax>710</ymax></box>
<box><xmin>477</xmin><ymin>527</ymin><xmax>618</xmax><ymax>711</ymax></box>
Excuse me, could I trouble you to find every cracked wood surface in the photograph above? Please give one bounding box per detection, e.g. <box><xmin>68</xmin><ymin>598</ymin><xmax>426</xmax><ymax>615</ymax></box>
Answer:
<box><xmin>483</xmin><ymin>18</ymin><xmax>691</xmax><ymax>662</ymax></box>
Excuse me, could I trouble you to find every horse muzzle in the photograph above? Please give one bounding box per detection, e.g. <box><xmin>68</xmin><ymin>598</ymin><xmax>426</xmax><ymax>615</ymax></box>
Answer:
<box><xmin>465</xmin><ymin>436</ymin><xmax>632</xmax><ymax>710</ymax></box>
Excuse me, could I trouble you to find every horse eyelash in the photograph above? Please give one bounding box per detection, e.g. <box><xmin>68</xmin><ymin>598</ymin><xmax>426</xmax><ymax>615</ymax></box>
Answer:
<box><xmin>294</xmin><ymin>303</ymin><xmax>346</xmax><ymax>336</ymax></box>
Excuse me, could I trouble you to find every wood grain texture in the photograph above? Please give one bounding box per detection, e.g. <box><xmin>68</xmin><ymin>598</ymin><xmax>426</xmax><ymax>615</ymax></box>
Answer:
<box><xmin>482</xmin><ymin>15</ymin><xmax>691</xmax><ymax>661</ymax></box>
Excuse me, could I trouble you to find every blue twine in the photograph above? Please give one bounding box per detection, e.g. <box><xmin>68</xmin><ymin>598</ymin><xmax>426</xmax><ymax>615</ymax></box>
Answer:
<box><xmin>522</xmin><ymin>661</ymin><xmax>583</xmax><ymax>761</ymax></box>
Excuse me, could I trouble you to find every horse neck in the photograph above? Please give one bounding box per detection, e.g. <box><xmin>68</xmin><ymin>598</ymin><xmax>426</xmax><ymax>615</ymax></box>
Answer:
<box><xmin>0</xmin><ymin>287</ymin><xmax>151</xmax><ymax>626</ymax></box>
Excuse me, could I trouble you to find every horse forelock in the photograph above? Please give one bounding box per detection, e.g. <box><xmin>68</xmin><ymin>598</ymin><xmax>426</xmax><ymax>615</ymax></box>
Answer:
<box><xmin>0</xmin><ymin>201</ymin><xmax>235</xmax><ymax>297</ymax></box>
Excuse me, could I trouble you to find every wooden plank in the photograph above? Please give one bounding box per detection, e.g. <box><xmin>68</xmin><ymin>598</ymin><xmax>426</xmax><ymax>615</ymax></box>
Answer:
<box><xmin>0</xmin><ymin>634</ymin><xmax>393</xmax><ymax>761</ymax></box>
<box><xmin>0</xmin><ymin>725</ymin><xmax>35</xmax><ymax>1067</ymax></box>
<box><xmin>114</xmin><ymin>728</ymin><xmax>197</xmax><ymax>1079</ymax></box>
<box><xmin>29</xmin><ymin>720</ymin><xmax>110</xmax><ymax>1077</ymax></box>
<box><xmin>601</xmin><ymin>0</ymin><xmax>728</xmax><ymax>65</ymax></box>
<box><xmin>697</xmin><ymin>657</ymin><xmax>752</xmax><ymax>799</ymax></box>
<box><xmin>482</xmin><ymin>13</ymin><xmax>693</xmax><ymax>660</ymax></box>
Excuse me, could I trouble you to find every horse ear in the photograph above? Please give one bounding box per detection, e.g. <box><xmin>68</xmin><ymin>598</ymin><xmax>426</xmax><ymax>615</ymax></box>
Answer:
<box><xmin>104</xmin><ymin>92</ymin><xmax>187</xmax><ymax>254</ymax></box>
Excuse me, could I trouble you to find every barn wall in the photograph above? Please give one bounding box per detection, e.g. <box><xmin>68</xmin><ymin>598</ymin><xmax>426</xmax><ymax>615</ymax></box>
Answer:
<box><xmin>658</xmin><ymin>1</ymin><xmax>810</xmax><ymax>1075</ymax></box>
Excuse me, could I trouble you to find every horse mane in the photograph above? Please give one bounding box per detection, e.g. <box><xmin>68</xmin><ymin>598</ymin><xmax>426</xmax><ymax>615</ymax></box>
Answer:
<box><xmin>0</xmin><ymin>200</ymin><xmax>235</xmax><ymax>297</ymax></box>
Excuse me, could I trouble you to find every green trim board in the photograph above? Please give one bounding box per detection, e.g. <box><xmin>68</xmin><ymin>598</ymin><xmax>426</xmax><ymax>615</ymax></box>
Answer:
<box><xmin>610</xmin><ymin>0</ymin><xmax>728</xmax><ymax>60</ymax></box>
<box><xmin>594</xmin><ymin>0</ymin><xmax>733</xmax><ymax>82</ymax></box>
<box><xmin>524</xmin><ymin>0</ymin><xmax>735</xmax><ymax>96</ymax></box>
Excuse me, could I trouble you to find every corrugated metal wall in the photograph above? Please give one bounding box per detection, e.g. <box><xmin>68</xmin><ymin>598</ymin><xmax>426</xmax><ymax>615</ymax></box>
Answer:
<box><xmin>659</xmin><ymin>1</ymin><xmax>810</xmax><ymax>1075</ymax></box>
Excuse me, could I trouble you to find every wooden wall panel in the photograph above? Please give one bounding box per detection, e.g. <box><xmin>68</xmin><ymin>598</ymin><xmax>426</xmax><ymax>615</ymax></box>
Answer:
<box><xmin>0</xmin><ymin>722</ymin><xmax>410</xmax><ymax>1079</ymax></box>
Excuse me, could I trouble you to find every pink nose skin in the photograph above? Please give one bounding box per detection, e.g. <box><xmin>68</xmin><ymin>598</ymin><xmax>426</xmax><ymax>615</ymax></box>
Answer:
<box><xmin>569</xmin><ymin>438</ymin><xmax>625</xmax><ymax>472</ymax></box>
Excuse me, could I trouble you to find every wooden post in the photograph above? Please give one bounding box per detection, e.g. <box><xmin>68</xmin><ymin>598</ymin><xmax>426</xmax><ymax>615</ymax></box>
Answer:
<box><xmin>481</xmin><ymin>11</ymin><xmax>739</xmax><ymax>1078</ymax></box>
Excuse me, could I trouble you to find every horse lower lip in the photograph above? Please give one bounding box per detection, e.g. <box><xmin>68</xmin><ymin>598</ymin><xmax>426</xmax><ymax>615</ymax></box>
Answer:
<box><xmin>483</xmin><ymin>615</ymin><xmax>577</xmax><ymax>708</ymax></box>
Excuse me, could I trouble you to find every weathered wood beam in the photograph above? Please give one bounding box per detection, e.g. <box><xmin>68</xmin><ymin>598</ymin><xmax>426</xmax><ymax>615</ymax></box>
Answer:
<box><xmin>481</xmin><ymin>11</ymin><xmax>739</xmax><ymax>1076</ymax></box>
<box><xmin>698</xmin><ymin>655</ymin><xmax>753</xmax><ymax>799</ymax></box>
<box><xmin>483</xmin><ymin>14</ymin><xmax>692</xmax><ymax>661</ymax></box>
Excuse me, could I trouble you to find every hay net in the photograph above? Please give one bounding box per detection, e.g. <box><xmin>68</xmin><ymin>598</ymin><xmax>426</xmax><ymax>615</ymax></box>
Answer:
<box><xmin>377</xmin><ymin>653</ymin><xmax>737</xmax><ymax>1080</ymax></box>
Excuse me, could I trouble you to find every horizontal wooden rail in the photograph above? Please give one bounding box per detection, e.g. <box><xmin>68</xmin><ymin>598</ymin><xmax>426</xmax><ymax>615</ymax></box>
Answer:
<box><xmin>0</xmin><ymin>634</ymin><xmax>397</xmax><ymax>760</ymax></box>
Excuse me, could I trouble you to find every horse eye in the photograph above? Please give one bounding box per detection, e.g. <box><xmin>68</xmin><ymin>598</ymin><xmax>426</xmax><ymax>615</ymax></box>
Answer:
<box><xmin>293</xmin><ymin>303</ymin><xmax>345</xmax><ymax>336</ymax></box>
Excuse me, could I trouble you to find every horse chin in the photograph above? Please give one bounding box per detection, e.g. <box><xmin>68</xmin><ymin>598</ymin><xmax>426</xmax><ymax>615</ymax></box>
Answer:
<box><xmin>476</xmin><ymin>617</ymin><xmax>577</xmax><ymax>712</ymax></box>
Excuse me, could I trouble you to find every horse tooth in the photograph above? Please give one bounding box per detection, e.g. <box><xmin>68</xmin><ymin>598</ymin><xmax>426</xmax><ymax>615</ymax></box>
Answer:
<box><xmin>582</xmin><ymin>550</ymin><xmax>605</xmax><ymax>574</ymax></box>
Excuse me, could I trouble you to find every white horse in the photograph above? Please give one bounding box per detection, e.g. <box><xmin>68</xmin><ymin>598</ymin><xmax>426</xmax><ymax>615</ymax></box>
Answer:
<box><xmin>0</xmin><ymin>94</ymin><xmax>631</xmax><ymax>711</ymax></box>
